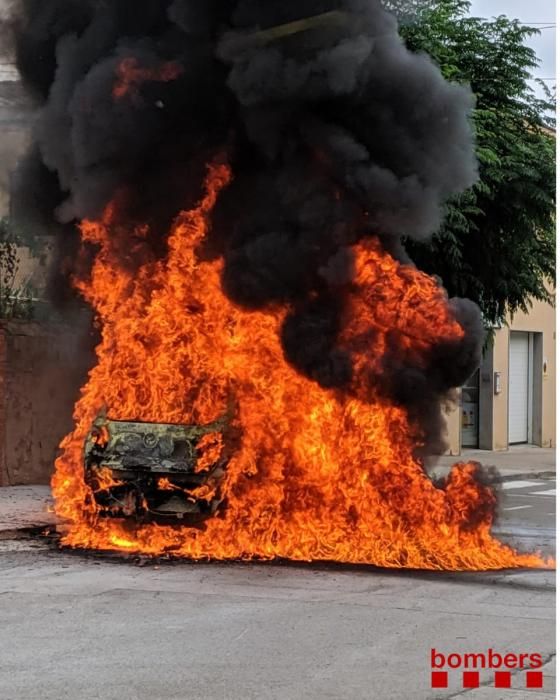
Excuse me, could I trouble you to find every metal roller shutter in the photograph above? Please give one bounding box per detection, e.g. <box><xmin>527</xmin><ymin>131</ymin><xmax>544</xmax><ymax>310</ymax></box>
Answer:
<box><xmin>508</xmin><ymin>332</ymin><xmax>529</xmax><ymax>444</ymax></box>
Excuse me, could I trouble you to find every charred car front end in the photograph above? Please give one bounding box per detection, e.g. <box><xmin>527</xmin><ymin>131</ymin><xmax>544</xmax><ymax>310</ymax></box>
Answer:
<box><xmin>84</xmin><ymin>414</ymin><xmax>233</xmax><ymax>523</ymax></box>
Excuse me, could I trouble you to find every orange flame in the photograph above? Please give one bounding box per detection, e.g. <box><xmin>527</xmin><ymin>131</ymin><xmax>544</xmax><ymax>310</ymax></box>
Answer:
<box><xmin>90</xmin><ymin>466</ymin><xmax>123</xmax><ymax>492</ymax></box>
<box><xmin>91</xmin><ymin>425</ymin><xmax>109</xmax><ymax>448</ymax></box>
<box><xmin>157</xmin><ymin>478</ymin><xmax>181</xmax><ymax>491</ymax></box>
<box><xmin>195</xmin><ymin>433</ymin><xmax>225</xmax><ymax>474</ymax></box>
<box><xmin>113</xmin><ymin>57</ymin><xmax>183</xmax><ymax>101</ymax></box>
<box><xmin>52</xmin><ymin>161</ymin><xmax>553</xmax><ymax>571</ymax></box>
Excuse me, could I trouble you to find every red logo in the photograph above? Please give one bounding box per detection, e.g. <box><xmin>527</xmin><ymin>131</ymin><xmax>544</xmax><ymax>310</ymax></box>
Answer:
<box><xmin>430</xmin><ymin>648</ymin><xmax>543</xmax><ymax>689</ymax></box>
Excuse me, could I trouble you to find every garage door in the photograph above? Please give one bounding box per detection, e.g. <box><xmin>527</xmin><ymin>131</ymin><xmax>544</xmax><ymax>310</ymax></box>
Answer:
<box><xmin>508</xmin><ymin>332</ymin><xmax>530</xmax><ymax>444</ymax></box>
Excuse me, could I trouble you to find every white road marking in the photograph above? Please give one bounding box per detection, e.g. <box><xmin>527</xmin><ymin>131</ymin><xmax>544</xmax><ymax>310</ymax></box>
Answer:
<box><xmin>501</xmin><ymin>480</ymin><xmax>543</xmax><ymax>490</ymax></box>
<box><xmin>503</xmin><ymin>505</ymin><xmax>532</xmax><ymax>512</ymax></box>
<box><xmin>530</xmin><ymin>489</ymin><xmax>556</xmax><ymax>497</ymax></box>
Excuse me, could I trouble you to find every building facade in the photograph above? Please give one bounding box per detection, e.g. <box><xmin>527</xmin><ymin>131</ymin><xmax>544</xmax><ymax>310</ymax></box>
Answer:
<box><xmin>0</xmin><ymin>80</ymin><xmax>32</xmax><ymax>217</ymax></box>
<box><xmin>445</xmin><ymin>295</ymin><xmax>556</xmax><ymax>454</ymax></box>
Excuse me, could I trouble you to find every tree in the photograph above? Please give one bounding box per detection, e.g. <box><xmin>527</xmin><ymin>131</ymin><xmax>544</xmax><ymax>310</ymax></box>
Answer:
<box><xmin>382</xmin><ymin>0</ymin><xmax>439</xmax><ymax>23</ymax></box>
<box><xmin>399</xmin><ymin>0</ymin><xmax>555</xmax><ymax>325</ymax></box>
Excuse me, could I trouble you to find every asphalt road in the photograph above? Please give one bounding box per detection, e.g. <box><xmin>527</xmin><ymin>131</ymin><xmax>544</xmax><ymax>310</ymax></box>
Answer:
<box><xmin>0</xmin><ymin>527</ymin><xmax>555</xmax><ymax>700</ymax></box>
<box><xmin>493</xmin><ymin>477</ymin><xmax>555</xmax><ymax>561</ymax></box>
<box><xmin>498</xmin><ymin>478</ymin><xmax>555</xmax><ymax>530</ymax></box>
<box><xmin>0</xmin><ymin>469</ymin><xmax>554</xmax><ymax>700</ymax></box>
<box><xmin>499</xmin><ymin>479</ymin><xmax>556</xmax><ymax>530</ymax></box>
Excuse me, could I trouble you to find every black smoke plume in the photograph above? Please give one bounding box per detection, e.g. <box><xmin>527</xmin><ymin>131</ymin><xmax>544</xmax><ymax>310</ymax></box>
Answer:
<box><xmin>7</xmin><ymin>0</ymin><xmax>483</xmax><ymax>455</ymax></box>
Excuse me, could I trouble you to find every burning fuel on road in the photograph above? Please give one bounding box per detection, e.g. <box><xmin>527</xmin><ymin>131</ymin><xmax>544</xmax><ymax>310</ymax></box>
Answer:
<box><xmin>7</xmin><ymin>0</ymin><xmax>553</xmax><ymax>569</ymax></box>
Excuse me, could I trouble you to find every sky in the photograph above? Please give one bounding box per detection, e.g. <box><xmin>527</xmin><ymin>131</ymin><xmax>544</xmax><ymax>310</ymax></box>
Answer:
<box><xmin>468</xmin><ymin>0</ymin><xmax>556</xmax><ymax>99</ymax></box>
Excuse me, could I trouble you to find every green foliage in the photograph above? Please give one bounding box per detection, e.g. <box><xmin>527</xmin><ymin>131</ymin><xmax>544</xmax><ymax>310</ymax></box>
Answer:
<box><xmin>400</xmin><ymin>0</ymin><xmax>555</xmax><ymax>325</ymax></box>
<box><xmin>382</xmin><ymin>0</ymin><xmax>438</xmax><ymax>22</ymax></box>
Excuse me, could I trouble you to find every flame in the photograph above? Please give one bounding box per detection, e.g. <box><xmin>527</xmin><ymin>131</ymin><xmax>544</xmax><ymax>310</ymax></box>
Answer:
<box><xmin>91</xmin><ymin>425</ymin><xmax>109</xmax><ymax>448</ymax></box>
<box><xmin>195</xmin><ymin>433</ymin><xmax>225</xmax><ymax>474</ymax></box>
<box><xmin>113</xmin><ymin>57</ymin><xmax>183</xmax><ymax>101</ymax></box>
<box><xmin>52</xmin><ymin>161</ymin><xmax>553</xmax><ymax>571</ymax></box>
<box><xmin>90</xmin><ymin>466</ymin><xmax>123</xmax><ymax>492</ymax></box>
<box><xmin>157</xmin><ymin>477</ymin><xmax>181</xmax><ymax>491</ymax></box>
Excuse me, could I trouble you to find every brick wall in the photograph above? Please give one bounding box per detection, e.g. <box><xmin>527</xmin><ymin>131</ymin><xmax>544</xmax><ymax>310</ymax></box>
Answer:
<box><xmin>0</xmin><ymin>319</ymin><xmax>93</xmax><ymax>485</ymax></box>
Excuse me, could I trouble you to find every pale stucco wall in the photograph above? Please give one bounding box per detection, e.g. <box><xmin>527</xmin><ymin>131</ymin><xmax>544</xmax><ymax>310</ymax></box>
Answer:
<box><xmin>12</xmin><ymin>243</ymin><xmax>53</xmax><ymax>294</ymax></box>
<box><xmin>0</xmin><ymin>125</ymin><xmax>30</xmax><ymax>217</ymax></box>
<box><xmin>444</xmin><ymin>294</ymin><xmax>555</xmax><ymax>452</ymax></box>
<box><xmin>442</xmin><ymin>392</ymin><xmax>461</xmax><ymax>456</ymax></box>
<box><xmin>490</xmin><ymin>327</ymin><xmax>513</xmax><ymax>450</ymax></box>
<box><xmin>503</xmin><ymin>296</ymin><xmax>555</xmax><ymax>448</ymax></box>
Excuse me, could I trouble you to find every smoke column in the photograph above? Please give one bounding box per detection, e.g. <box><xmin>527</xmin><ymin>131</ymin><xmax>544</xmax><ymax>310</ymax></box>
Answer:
<box><xmin>8</xmin><ymin>0</ymin><xmax>483</xmax><ymax>455</ymax></box>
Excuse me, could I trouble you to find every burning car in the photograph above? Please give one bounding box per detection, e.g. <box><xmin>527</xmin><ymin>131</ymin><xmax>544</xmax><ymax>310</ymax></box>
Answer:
<box><xmin>84</xmin><ymin>411</ymin><xmax>234</xmax><ymax>523</ymax></box>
